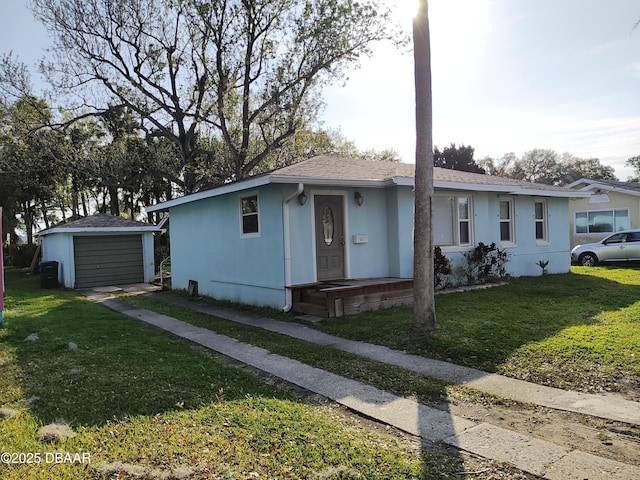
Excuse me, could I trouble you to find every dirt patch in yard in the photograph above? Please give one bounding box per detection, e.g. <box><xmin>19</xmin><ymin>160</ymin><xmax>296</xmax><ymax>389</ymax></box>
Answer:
<box><xmin>445</xmin><ymin>396</ymin><xmax>640</xmax><ymax>468</ymax></box>
<box><xmin>220</xmin><ymin>352</ymin><xmax>635</xmax><ymax>478</ymax></box>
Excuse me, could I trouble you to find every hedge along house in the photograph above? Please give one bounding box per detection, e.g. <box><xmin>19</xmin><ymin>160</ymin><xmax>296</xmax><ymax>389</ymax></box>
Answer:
<box><xmin>145</xmin><ymin>156</ymin><xmax>588</xmax><ymax>317</ymax></box>
<box><xmin>38</xmin><ymin>214</ymin><xmax>161</xmax><ymax>288</ymax></box>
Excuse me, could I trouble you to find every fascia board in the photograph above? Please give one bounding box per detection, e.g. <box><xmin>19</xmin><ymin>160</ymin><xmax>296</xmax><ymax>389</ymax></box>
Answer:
<box><xmin>510</xmin><ymin>189</ymin><xmax>591</xmax><ymax>198</ymax></box>
<box><xmin>390</xmin><ymin>176</ymin><xmax>414</xmax><ymax>186</ymax></box>
<box><xmin>38</xmin><ymin>226</ymin><xmax>161</xmax><ymax>236</ymax></box>
<box><xmin>270</xmin><ymin>174</ymin><xmax>388</xmax><ymax>188</ymax></box>
<box><xmin>145</xmin><ymin>171</ymin><xmax>589</xmax><ymax>215</ymax></box>
<box><xmin>568</xmin><ymin>181</ymin><xmax>640</xmax><ymax>197</ymax></box>
<box><xmin>145</xmin><ymin>175</ymin><xmax>272</xmax><ymax>212</ymax></box>
<box><xmin>576</xmin><ymin>183</ymin><xmax>610</xmax><ymax>192</ymax></box>
<box><xmin>585</xmin><ymin>185</ymin><xmax>640</xmax><ymax>197</ymax></box>
<box><xmin>434</xmin><ymin>181</ymin><xmax>516</xmax><ymax>192</ymax></box>
<box><xmin>611</xmin><ymin>188</ymin><xmax>640</xmax><ymax>197</ymax></box>
<box><xmin>433</xmin><ymin>181</ymin><xmax>589</xmax><ymax>198</ymax></box>
<box><xmin>565</xmin><ymin>179</ymin><xmax>590</xmax><ymax>189</ymax></box>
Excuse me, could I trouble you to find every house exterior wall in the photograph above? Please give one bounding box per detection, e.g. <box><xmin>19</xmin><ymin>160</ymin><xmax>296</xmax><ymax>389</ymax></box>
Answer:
<box><xmin>506</xmin><ymin>196</ymin><xmax>570</xmax><ymax>276</ymax></box>
<box><xmin>40</xmin><ymin>231</ymin><xmax>155</xmax><ymax>288</ymax></box>
<box><xmin>433</xmin><ymin>193</ymin><xmax>571</xmax><ymax>277</ymax></box>
<box><xmin>290</xmin><ymin>186</ymin><xmax>402</xmax><ymax>282</ymax></box>
<box><xmin>386</xmin><ymin>186</ymin><xmax>414</xmax><ymax>278</ymax></box>
<box><xmin>165</xmin><ymin>182</ymin><xmax>573</xmax><ymax>309</ymax></box>
<box><xmin>341</xmin><ymin>187</ymin><xmax>391</xmax><ymax>279</ymax></box>
<box><xmin>568</xmin><ymin>191</ymin><xmax>640</xmax><ymax>247</ymax></box>
<box><xmin>169</xmin><ymin>184</ymin><xmax>288</xmax><ymax>307</ymax></box>
<box><xmin>40</xmin><ymin>232</ymin><xmax>74</xmax><ymax>287</ymax></box>
<box><xmin>167</xmin><ymin>184</ymin><xmax>409</xmax><ymax>308</ymax></box>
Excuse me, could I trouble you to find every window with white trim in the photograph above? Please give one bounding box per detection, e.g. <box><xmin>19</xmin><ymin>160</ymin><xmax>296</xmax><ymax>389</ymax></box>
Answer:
<box><xmin>534</xmin><ymin>200</ymin><xmax>547</xmax><ymax>242</ymax></box>
<box><xmin>499</xmin><ymin>198</ymin><xmax>514</xmax><ymax>243</ymax></box>
<box><xmin>433</xmin><ymin>195</ymin><xmax>473</xmax><ymax>247</ymax></box>
<box><xmin>240</xmin><ymin>194</ymin><xmax>259</xmax><ymax>235</ymax></box>
<box><xmin>575</xmin><ymin>209</ymin><xmax>629</xmax><ymax>234</ymax></box>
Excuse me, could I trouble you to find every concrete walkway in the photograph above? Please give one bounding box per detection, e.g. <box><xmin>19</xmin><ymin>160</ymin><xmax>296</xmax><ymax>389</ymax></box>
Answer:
<box><xmin>85</xmin><ymin>287</ymin><xmax>640</xmax><ymax>480</ymax></box>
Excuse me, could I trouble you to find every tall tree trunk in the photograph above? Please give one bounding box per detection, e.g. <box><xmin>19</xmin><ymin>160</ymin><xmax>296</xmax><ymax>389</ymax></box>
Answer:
<box><xmin>41</xmin><ymin>204</ymin><xmax>50</xmax><ymax>229</ymax></box>
<box><xmin>71</xmin><ymin>181</ymin><xmax>80</xmax><ymax>217</ymax></box>
<box><xmin>412</xmin><ymin>0</ymin><xmax>436</xmax><ymax>332</ymax></box>
<box><xmin>108</xmin><ymin>187</ymin><xmax>120</xmax><ymax>216</ymax></box>
<box><xmin>81</xmin><ymin>192</ymin><xmax>89</xmax><ymax>217</ymax></box>
<box><xmin>23</xmin><ymin>202</ymin><xmax>35</xmax><ymax>246</ymax></box>
<box><xmin>60</xmin><ymin>202</ymin><xmax>67</xmax><ymax>222</ymax></box>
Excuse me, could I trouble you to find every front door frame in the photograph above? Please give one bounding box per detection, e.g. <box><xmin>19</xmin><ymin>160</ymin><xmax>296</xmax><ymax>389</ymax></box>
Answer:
<box><xmin>311</xmin><ymin>190</ymin><xmax>350</xmax><ymax>281</ymax></box>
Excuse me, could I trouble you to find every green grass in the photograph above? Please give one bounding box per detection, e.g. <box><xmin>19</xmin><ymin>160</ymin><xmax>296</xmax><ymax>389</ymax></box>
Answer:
<box><xmin>2</xmin><ymin>269</ymin><xmax>514</xmax><ymax>479</ymax></box>
<box><xmin>4</xmin><ymin>266</ymin><xmax>635</xmax><ymax>479</ymax></box>
<box><xmin>133</xmin><ymin>267</ymin><xmax>640</xmax><ymax>399</ymax></box>
<box><xmin>122</xmin><ymin>295</ymin><xmax>461</xmax><ymax>405</ymax></box>
<box><xmin>313</xmin><ymin>267</ymin><xmax>640</xmax><ymax>397</ymax></box>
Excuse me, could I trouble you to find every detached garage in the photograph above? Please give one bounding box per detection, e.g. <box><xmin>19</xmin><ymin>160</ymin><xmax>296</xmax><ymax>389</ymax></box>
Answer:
<box><xmin>38</xmin><ymin>214</ymin><xmax>161</xmax><ymax>289</ymax></box>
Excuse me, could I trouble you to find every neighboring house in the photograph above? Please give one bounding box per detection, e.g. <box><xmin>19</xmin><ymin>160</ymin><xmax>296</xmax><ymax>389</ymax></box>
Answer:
<box><xmin>566</xmin><ymin>179</ymin><xmax>640</xmax><ymax>248</ymax></box>
<box><xmin>146</xmin><ymin>156</ymin><xmax>586</xmax><ymax>312</ymax></box>
<box><xmin>38</xmin><ymin>214</ymin><xmax>161</xmax><ymax>288</ymax></box>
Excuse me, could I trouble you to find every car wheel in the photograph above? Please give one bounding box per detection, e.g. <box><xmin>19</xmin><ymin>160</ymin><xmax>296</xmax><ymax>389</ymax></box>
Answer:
<box><xmin>579</xmin><ymin>252</ymin><xmax>598</xmax><ymax>267</ymax></box>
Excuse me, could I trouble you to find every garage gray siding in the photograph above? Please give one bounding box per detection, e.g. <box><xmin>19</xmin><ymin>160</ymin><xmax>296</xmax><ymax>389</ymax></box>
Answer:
<box><xmin>73</xmin><ymin>235</ymin><xmax>144</xmax><ymax>288</ymax></box>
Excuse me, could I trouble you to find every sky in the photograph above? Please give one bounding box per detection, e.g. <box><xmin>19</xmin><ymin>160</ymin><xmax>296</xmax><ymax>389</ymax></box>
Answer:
<box><xmin>1</xmin><ymin>0</ymin><xmax>639</xmax><ymax>179</ymax></box>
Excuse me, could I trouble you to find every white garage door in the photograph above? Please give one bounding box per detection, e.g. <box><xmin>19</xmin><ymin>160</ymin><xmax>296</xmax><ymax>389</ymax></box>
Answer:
<box><xmin>74</xmin><ymin>235</ymin><xmax>144</xmax><ymax>288</ymax></box>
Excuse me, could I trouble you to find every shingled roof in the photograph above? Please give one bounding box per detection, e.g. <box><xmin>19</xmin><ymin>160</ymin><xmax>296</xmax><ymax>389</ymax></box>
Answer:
<box><xmin>270</xmin><ymin>156</ymin><xmax>577</xmax><ymax>194</ymax></box>
<box><xmin>147</xmin><ymin>156</ymin><xmax>587</xmax><ymax>212</ymax></box>
<box><xmin>38</xmin><ymin>214</ymin><xmax>160</xmax><ymax>235</ymax></box>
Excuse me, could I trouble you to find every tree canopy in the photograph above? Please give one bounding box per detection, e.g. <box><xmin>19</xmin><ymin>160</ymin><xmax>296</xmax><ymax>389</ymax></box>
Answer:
<box><xmin>31</xmin><ymin>0</ymin><xmax>403</xmax><ymax>194</ymax></box>
<box><xmin>0</xmin><ymin>90</ymin><xmax>396</xmax><ymax>244</ymax></box>
<box><xmin>478</xmin><ymin>149</ymin><xmax>617</xmax><ymax>186</ymax></box>
<box><xmin>625</xmin><ymin>155</ymin><xmax>640</xmax><ymax>182</ymax></box>
<box><xmin>434</xmin><ymin>143</ymin><xmax>485</xmax><ymax>174</ymax></box>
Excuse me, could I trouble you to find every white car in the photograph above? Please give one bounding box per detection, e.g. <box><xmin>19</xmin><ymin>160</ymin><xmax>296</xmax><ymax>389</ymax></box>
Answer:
<box><xmin>571</xmin><ymin>230</ymin><xmax>640</xmax><ymax>266</ymax></box>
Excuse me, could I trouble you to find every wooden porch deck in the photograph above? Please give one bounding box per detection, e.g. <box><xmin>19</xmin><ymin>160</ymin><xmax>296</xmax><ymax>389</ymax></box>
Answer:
<box><xmin>291</xmin><ymin>278</ymin><xmax>414</xmax><ymax>318</ymax></box>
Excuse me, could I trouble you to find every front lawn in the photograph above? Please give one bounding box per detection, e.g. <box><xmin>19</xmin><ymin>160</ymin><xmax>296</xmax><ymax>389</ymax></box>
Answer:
<box><xmin>2</xmin><ymin>266</ymin><xmax>636</xmax><ymax>478</ymax></box>
<box><xmin>122</xmin><ymin>266</ymin><xmax>640</xmax><ymax>402</ymax></box>
<box><xmin>314</xmin><ymin>267</ymin><xmax>640</xmax><ymax>399</ymax></box>
<box><xmin>1</xmin><ymin>269</ymin><xmax>508</xmax><ymax>480</ymax></box>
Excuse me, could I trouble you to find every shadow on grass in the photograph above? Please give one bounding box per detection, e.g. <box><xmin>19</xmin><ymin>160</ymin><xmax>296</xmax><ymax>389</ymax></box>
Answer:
<box><xmin>0</xmin><ymin>270</ymin><xmax>290</xmax><ymax>427</ymax></box>
<box><xmin>314</xmin><ymin>268</ymin><xmax>640</xmax><ymax>373</ymax></box>
<box><xmin>0</xmin><ymin>270</ymin><xmax>492</xmax><ymax>478</ymax></box>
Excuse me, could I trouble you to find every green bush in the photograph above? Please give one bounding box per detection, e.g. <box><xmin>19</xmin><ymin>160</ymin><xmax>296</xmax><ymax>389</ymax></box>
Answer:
<box><xmin>434</xmin><ymin>245</ymin><xmax>452</xmax><ymax>288</ymax></box>
<box><xmin>154</xmin><ymin>245</ymin><xmax>170</xmax><ymax>268</ymax></box>
<box><xmin>458</xmin><ymin>242</ymin><xmax>510</xmax><ymax>285</ymax></box>
<box><xmin>3</xmin><ymin>243</ymin><xmax>39</xmax><ymax>268</ymax></box>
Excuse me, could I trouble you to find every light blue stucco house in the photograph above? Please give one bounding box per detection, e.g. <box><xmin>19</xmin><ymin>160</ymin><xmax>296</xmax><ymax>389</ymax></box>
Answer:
<box><xmin>145</xmin><ymin>156</ymin><xmax>587</xmax><ymax>312</ymax></box>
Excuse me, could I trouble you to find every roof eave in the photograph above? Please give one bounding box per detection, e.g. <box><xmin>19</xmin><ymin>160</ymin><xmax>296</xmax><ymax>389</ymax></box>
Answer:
<box><xmin>578</xmin><ymin>184</ymin><xmax>640</xmax><ymax>197</ymax></box>
<box><xmin>38</xmin><ymin>226</ymin><xmax>161</xmax><ymax>236</ymax></box>
<box><xmin>566</xmin><ymin>178</ymin><xmax>640</xmax><ymax>196</ymax></box>
<box><xmin>512</xmin><ymin>189</ymin><xmax>591</xmax><ymax>198</ymax></box>
<box><xmin>145</xmin><ymin>169</ymin><xmax>586</xmax><ymax>214</ymax></box>
<box><xmin>145</xmin><ymin>175</ymin><xmax>272</xmax><ymax>212</ymax></box>
<box><xmin>270</xmin><ymin>174</ymin><xmax>389</xmax><ymax>188</ymax></box>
